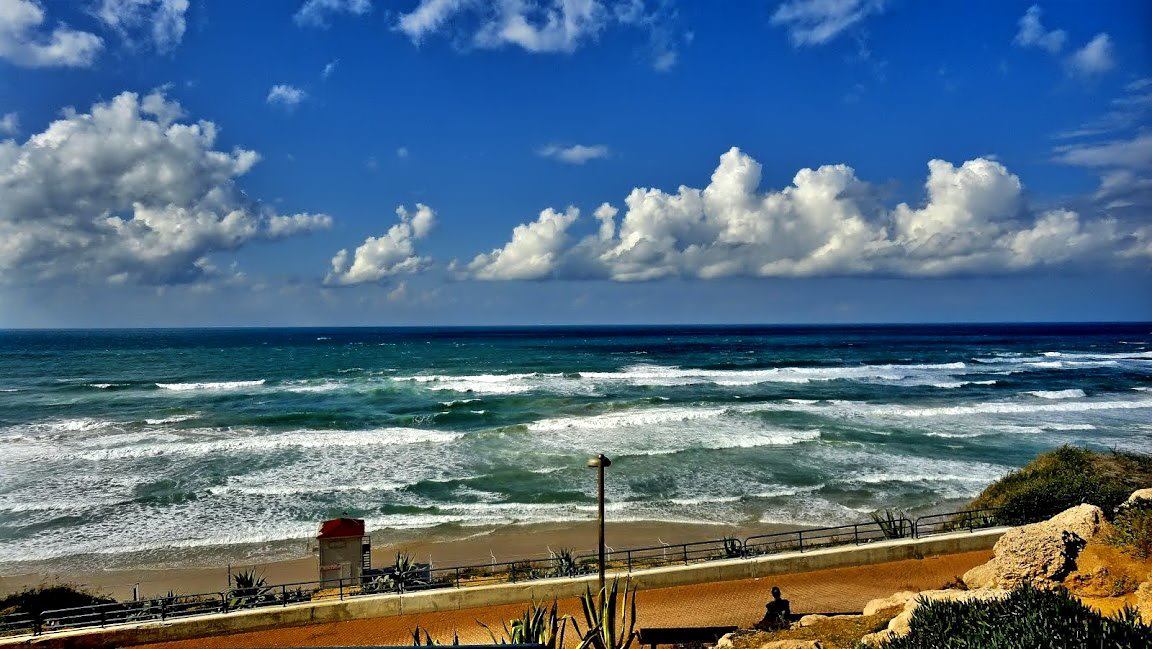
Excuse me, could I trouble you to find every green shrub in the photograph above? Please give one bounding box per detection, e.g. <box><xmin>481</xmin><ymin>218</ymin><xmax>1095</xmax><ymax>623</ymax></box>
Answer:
<box><xmin>1108</xmin><ymin>500</ymin><xmax>1152</xmax><ymax>559</ymax></box>
<box><xmin>967</xmin><ymin>446</ymin><xmax>1152</xmax><ymax>524</ymax></box>
<box><xmin>872</xmin><ymin>585</ymin><xmax>1152</xmax><ymax>649</ymax></box>
<box><xmin>0</xmin><ymin>585</ymin><xmax>113</xmax><ymax>618</ymax></box>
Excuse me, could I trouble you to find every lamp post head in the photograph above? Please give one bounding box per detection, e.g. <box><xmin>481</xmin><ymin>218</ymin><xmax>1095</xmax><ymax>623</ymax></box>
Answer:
<box><xmin>586</xmin><ymin>454</ymin><xmax>612</xmax><ymax>468</ymax></box>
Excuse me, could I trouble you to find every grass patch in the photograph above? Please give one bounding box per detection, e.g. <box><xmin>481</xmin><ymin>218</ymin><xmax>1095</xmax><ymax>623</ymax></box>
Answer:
<box><xmin>872</xmin><ymin>585</ymin><xmax>1151</xmax><ymax>648</ymax></box>
<box><xmin>968</xmin><ymin>446</ymin><xmax>1152</xmax><ymax>525</ymax></box>
<box><xmin>1107</xmin><ymin>500</ymin><xmax>1152</xmax><ymax>559</ymax></box>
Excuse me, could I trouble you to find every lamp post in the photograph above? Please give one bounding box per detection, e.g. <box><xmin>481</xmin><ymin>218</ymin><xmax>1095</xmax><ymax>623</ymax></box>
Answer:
<box><xmin>586</xmin><ymin>453</ymin><xmax>612</xmax><ymax>593</ymax></box>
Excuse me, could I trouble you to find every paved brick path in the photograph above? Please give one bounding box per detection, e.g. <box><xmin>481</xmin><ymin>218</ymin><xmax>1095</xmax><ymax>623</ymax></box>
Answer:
<box><xmin>139</xmin><ymin>550</ymin><xmax>990</xmax><ymax>648</ymax></box>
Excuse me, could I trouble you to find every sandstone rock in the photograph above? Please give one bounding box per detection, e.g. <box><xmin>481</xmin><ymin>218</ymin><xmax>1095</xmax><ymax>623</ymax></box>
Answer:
<box><xmin>1136</xmin><ymin>581</ymin><xmax>1152</xmax><ymax>625</ymax></box>
<box><xmin>1047</xmin><ymin>503</ymin><xmax>1104</xmax><ymax>541</ymax></box>
<box><xmin>715</xmin><ymin>632</ymin><xmax>735</xmax><ymax>649</ymax></box>
<box><xmin>862</xmin><ymin>591</ymin><xmax>916</xmax><ymax>616</ymax></box>
<box><xmin>1122</xmin><ymin>488</ymin><xmax>1152</xmax><ymax>508</ymax></box>
<box><xmin>960</xmin><ymin>504</ymin><xmax>1103</xmax><ymax>590</ymax></box>
<box><xmin>791</xmin><ymin>613</ymin><xmax>862</xmax><ymax>629</ymax></box>
<box><xmin>858</xmin><ymin>629</ymin><xmax>895</xmax><ymax>647</ymax></box>
<box><xmin>793</xmin><ymin>614</ymin><xmax>827</xmax><ymax>628</ymax></box>
<box><xmin>961</xmin><ymin>561</ymin><xmax>998</xmax><ymax>589</ymax></box>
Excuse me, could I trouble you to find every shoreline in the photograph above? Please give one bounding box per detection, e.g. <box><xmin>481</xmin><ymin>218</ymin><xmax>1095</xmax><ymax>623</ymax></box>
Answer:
<box><xmin>0</xmin><ymin>519</ymin><xmax>801</xmax><ymax>601</ymax></box>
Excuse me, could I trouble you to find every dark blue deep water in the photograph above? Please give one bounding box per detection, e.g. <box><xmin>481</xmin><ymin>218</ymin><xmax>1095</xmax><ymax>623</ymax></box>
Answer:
<box><xmin>1</xmin><ymin>324</ymin><xmax>1150</xmax><ymax>567</ymax></box>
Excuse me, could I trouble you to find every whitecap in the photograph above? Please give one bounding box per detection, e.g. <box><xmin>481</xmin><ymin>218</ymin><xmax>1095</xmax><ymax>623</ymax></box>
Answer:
<box><xmin>156</xmin><ymin>380</ymin><xmax>266</xmax><ymax>391</ymax></box>
<box><xmin>1026</xmin><ymin>389</ymin><xmax>1087</xmax><ymax>400</ymax></box>
<box><xmin>145</xmin><ymin>414</ymin><xmax>200</xmax><ymax>425</ymax></box>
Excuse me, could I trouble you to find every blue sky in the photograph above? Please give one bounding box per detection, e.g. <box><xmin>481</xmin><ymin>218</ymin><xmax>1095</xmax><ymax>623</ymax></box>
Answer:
<box><xmin>1</xmin><ymin>0</ymin><xmax>1150</xmax><ymax>326</ymax></box>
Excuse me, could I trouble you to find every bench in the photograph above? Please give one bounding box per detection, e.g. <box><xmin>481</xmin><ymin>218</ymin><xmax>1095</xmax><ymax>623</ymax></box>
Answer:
<box><xmin>637</xmin><ymin>626</ymin><xmax>739</xmax><ymax>648</ymax></box>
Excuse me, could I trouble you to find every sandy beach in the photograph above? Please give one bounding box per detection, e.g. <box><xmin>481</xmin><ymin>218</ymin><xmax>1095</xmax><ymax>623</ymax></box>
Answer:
<box><xmin>0</xmin><ymin>519</ymin><xmax>797</xmax><ymax>601</ymax></box>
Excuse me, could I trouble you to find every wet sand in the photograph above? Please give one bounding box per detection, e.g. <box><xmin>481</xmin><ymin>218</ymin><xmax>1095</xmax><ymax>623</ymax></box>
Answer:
<box><xmin>138</xmin><ymin>549</ymin><xmax>993</xmax><ymax>649</ymax></box>
<box><xmin>1</xmin><ymin>519</ymin><xmax>793</xmax><ymax>600</ymax></box>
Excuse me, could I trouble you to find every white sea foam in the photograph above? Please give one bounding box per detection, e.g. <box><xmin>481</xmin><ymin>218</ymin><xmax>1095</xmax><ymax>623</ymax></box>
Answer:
<box><xmin>392</xmin><ymin>361</ymin><xmax>979</xmax><ymax>395</ymax></box>
<box><xmin>144</xmin><ymin>414</ymin><xmax>199</xmax><ymax>425</ymax></box>
<box><xmin>74</xmin><ymin>426</ymin><xmax>463</xmax><ymax>460</ymax></box>
<box><xmin>864</xmin><ymin>398</ymin><xmax>1152</xmax><ymax>418</ymax></box>
<box><xmin>276</xmin><ymin>379</ymin><xmax>348</xmax><ymax>393</ymax></box>
<box><xmin>156</xmin><ymin>380</ymin><xmax>266</xmax><ymax>391</ymax></box>
<box><xmin>523</xmin><ymin>404</ymin><xmax>820</xmax><ymax>456</ymax></box>
<box><xmin>1026</xmin><ymin>389</ymin><xmax>1087</xmax><ymax>399</ymax></box>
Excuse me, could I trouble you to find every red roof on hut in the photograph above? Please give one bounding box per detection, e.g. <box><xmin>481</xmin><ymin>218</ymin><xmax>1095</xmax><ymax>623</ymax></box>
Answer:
<box><xmin>317</xmin><ymin>517</ymin><xmax>365</xmax><ymax>539</ymax></box>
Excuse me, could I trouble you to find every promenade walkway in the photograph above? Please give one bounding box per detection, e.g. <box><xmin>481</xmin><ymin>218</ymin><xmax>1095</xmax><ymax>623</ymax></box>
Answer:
<box><xmin>139</xmin><ymin>549</ymin><xmax>990</xmax><ymax>648</ymax></box>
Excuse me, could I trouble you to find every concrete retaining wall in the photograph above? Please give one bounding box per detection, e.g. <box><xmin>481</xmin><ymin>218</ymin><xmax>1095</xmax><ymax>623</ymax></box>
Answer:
<box><xmin>0</xmin><ymin>528</ymin><xmax>1006</xmax><ymax>648</ymax></box>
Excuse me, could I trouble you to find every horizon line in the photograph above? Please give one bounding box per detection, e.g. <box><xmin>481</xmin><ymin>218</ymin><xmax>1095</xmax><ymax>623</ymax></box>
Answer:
<box><xmin>2</xmin><ymin>320</ymin><xmax>1151</xmax><ymax>332</ymax></box>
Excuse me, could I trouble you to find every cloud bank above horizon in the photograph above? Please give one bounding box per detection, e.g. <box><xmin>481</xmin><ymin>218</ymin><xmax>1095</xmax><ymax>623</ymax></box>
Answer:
<box><xmin>1</xmin><ymin>91</ymin><xmax>1148</xmax><ymax>290</ymax></box>
<box><xmin>457</xmin><ymin>147</ymin><xmax>1151</xmax><ymax>282</ymax></box>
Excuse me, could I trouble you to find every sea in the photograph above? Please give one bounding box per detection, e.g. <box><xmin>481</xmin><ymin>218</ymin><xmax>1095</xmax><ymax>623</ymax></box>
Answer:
<box><xmin>1</xmin><ymin>324</ymin><xmax>1150</xmax><ymax>570</ymax></box>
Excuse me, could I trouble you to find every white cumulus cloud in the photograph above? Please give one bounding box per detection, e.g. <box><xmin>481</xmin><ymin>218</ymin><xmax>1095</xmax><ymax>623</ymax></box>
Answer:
<box><xmin>0</xmin><ymin>0</ymin><xmax>103</xmax><ymax>67</ymax></box>
<box><xmin>770</xmin><ymin>0</ymin><xmax>886</xmax><ymax>46</ymax></box>
<box><xmin>93</xmin><ymin>0</ymin><xmax>189</xmax><ymax>53</ymax></box>
<box><xmin>0</xmin><ymin>91</ymin><xmax>332</xmax><ymax>285</ymax></box>
<box><xmin>538</xmin><ymin>143</ymin><xmax>609</xmax><ymax>164</ymax></box>
<box><xmin>1013</xmin><ymin>5</ymin><xmax>1065</xmax><ymax>54</ymax></box>
<box><xmin>459</xmin><ymin>147</ymin><xmax>1151</xmax><ymax>281</ymax></box>
<box><xmin>1066</xmin><ymin>33</ymin><xmax>1115</xmax><ymax>78</ymax></box>
<box><xmin>460</xmin><ymin>206</ymin><xmax>580</xmax><ymax>280</ymax></box>
<box><xmin>267</xmin><ymin>84</ymin><xmax>307</xmax><ymax>108</ymax></box>
<box><xmin>294</xmin><ymin>0</ymin><xmax>371</xmax><ymax>28</ymax></box>
<box><xmin>0</xmin><ymin>112</ymin><xmax>17</xmax><ymax>136</ymax></box>
<box><xmin>395</xmin><ymin>0</ymin><xmax>682</xmax><ymax>67</ymax></box>
<box><xmin>326</xmin><ymin>204</ymin><xmax>436</xmax><ymax>285</ymax></box>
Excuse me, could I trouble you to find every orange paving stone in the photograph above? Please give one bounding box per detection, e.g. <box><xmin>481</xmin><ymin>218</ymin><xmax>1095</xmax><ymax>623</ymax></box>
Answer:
<box><xmin>139</xmin><ymin>549</ymin><xmax>990</xmax><ymax>648</ymax></box>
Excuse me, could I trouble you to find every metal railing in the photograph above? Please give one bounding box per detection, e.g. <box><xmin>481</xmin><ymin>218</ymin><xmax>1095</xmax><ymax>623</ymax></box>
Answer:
<box><xmin>912</xmin><ymin>507</ymin><xmax>1003</xmax><ymax>537</ymax></box>
<box><xmin>1</xmin><ymin>506</ymin><xmax>1010</xmax><ymax>638</ymax></box>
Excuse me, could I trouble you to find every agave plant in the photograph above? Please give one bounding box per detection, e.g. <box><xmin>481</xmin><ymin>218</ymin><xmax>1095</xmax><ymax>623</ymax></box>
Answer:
<box><xmin>574</xmin><ymin>579</ymin><xmax>637</xmax><ymax>649</ymax></box>
<box><xmin>870</xmin><ymin>509</ymin><xmax>909</xmax><ymax>539</ymax></box>
<box><xmin>385</xmin><ymin>553</ymin><xmax>428</xmax><ymax>593</ymax></box>
<box><xmin>551</xmin><ymin>548</ymin><xmax>581</xmax><ymax>578</ymax></box>
<box><xmin>227</xmin><ymin>570</ymin><xmax>270</xmax><ymax>609</ymax></box>
<box><xmin>411</xmin><ymin>626</ymin><xmax>460</xmax><ymax>646</ymax></box>
<box><xmin>481</xmin><ymin>600</ymin><xmax>569</xmax><ymax>649</ymax></box>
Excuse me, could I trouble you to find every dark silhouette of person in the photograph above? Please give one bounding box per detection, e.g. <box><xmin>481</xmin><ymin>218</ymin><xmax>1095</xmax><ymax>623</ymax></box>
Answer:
<box><xmin>755</xmin><ymin>586</ymin><xmax>791</xmax><ymax>630</ymax></box>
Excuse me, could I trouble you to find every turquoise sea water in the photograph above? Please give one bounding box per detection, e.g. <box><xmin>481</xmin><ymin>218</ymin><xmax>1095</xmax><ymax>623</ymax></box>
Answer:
<box><xmin>1</xmin><ymin>324</ymin><xmax>1150</xmax><ymax>568</ymax></box>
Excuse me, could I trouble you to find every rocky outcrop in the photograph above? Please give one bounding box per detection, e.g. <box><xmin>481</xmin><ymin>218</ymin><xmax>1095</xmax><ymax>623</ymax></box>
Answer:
<box><xmin>961</xmin><ymin>504</ymin><xmax>1103</xmax><ymax>589</ymax></box>
<box><xmin>1136</xmin><ymin>580</ymin><xmax>1152</xmax><ymax>625</ymax></box>
<box><xmin>858</xmin><ymin>588</ymin><xmax>1009</xmax><ymax>646</ymax></box>
<box><xmin>1046</xmin><ymin>504</ymin><xmax>1104</xmax><ymax>541</ymax></box>
<box><xmin>861</xmin><ymin>591</ymin><xmax>916</xmax><ymax>616</ymax></box>
<box><xmin>1118</xmin><ymin>488</ymin><xmax>1152</xmax><ymax>516</ymax></box>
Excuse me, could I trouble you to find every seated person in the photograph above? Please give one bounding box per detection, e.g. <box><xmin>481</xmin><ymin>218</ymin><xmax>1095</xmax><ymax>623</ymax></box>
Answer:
<box><xmin>754</xmin><ymin>586</ymin><xmax>791</xmax><ymax>630</ymax></box>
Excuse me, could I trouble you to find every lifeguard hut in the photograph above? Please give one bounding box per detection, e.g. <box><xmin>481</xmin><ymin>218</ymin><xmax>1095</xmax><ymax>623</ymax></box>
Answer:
<box><xmin>317</xmin><ymin>517</ymin><xmax>371</xmax><ymax>585</ymax></box>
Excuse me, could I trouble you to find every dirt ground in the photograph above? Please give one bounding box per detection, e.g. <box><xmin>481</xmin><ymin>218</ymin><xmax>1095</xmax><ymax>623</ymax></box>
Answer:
<box><xmin>138</xmin><ymin>549</ymin><xmax>992</xmax><ymax>649</ymax></box>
